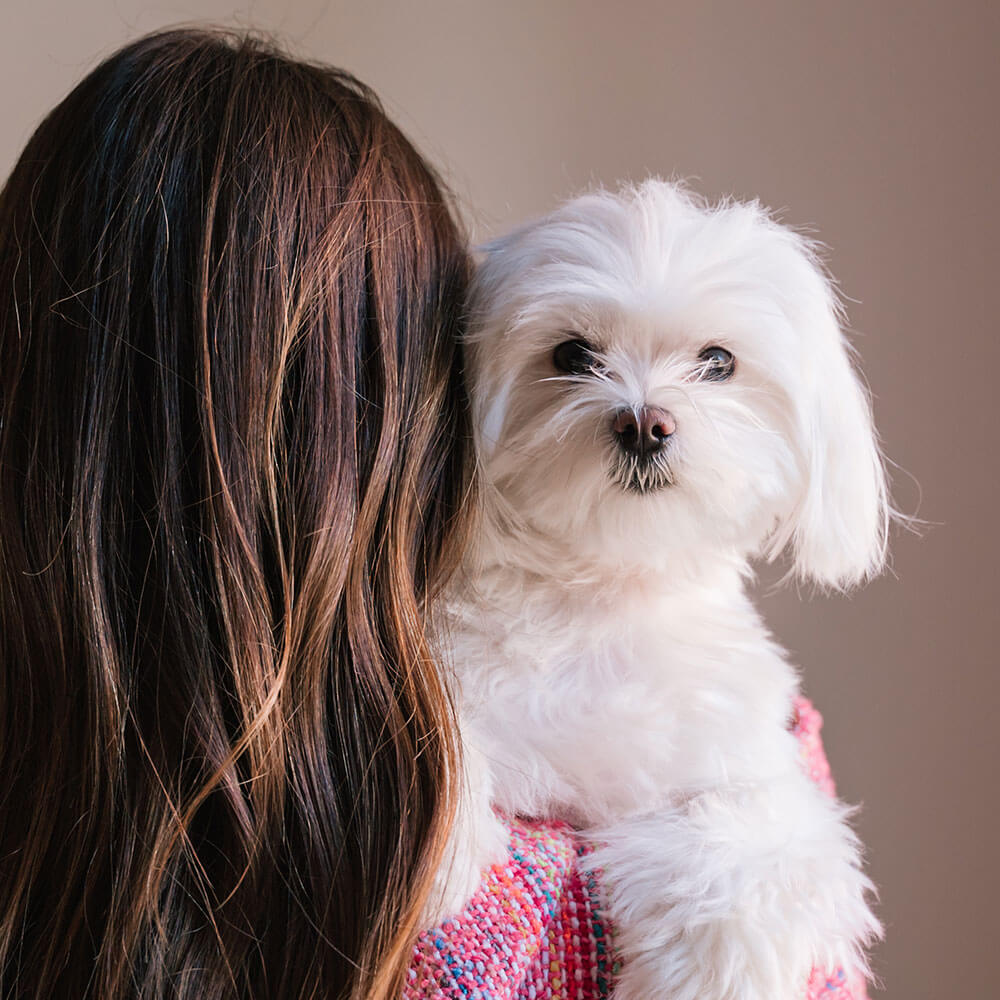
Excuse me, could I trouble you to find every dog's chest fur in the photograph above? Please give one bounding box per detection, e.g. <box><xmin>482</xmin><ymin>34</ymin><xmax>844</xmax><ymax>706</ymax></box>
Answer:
<box><xmin>442</xmin><ymin>559</ymin><xmax>801</xmax><ymax>827</ymax></box>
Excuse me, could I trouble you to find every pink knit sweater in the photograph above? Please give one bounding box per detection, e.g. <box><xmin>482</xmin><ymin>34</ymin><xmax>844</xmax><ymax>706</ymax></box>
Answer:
<box><xmin>404</xmin><ymin>697</ymin><xmax>872</xmax><ymax>1000</ymax></box>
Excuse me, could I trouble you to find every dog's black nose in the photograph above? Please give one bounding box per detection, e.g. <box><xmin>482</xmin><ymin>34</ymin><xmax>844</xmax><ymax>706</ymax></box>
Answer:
<box><xmin>612</xmin><ymin>406</ymin><xmax>676</xmax><ymax>456</ymax></box>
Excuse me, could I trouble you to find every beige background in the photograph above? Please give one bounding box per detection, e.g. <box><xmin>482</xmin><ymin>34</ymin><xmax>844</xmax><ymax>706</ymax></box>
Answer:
<box><xmin>2</xmin><ymin>2</ymin><xmax>996</xmax><ymax>996</ymax></box>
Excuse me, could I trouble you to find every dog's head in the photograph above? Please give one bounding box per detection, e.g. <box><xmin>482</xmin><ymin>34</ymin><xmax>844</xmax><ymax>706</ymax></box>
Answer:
<box><xmin>466</xmin><ymin>180</ymin><xmax>888</xmax><ymax>588</ymax></box>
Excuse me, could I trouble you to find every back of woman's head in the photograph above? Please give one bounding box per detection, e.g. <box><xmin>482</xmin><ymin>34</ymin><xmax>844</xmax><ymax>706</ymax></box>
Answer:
<box><xmin>0</xmin><ymin>27</ymin><xmax>472</xmax><ymax>1000</ymax></box>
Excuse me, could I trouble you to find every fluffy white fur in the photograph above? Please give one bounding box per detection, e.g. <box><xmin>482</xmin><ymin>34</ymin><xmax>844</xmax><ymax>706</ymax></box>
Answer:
<box><xmin>431</xmin><ymin>179</ymin><xmax>885</xmax><ymax>1000</ymax></box>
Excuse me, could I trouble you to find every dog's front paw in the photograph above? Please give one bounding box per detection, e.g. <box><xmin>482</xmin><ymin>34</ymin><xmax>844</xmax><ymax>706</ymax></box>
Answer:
<box><xmin>590</xmin><ymin>781</ymin><xmax>880</xmax><ymax>1000</ymax></box>
<box><xmin>612</xmin><ymin>909</ymin><xmax>831</xmax><ymax>1000</ymax></box>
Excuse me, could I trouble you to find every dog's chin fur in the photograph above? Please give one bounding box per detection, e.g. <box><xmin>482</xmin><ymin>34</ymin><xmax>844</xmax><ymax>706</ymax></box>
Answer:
<box><xmin>432</xmin><ymin>180</ymin><xmax>888</xmax><ymax>999</ymax></box>
<box><xmin>611</xmin><ymin>451</ymin><xmax>675</xmax><ymax>495</ymax></box>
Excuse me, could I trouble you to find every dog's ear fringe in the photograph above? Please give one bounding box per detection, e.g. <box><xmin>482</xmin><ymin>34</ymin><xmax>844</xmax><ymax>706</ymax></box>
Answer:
<box><xmin>751</xmin><ymin>220</ymin><xmax>901</xmax><ymax>594</ymax></box>
<box><xmin>765</xmin><ymin>485</ymin><xmax>918</xmax><ymax>595</ymax></box>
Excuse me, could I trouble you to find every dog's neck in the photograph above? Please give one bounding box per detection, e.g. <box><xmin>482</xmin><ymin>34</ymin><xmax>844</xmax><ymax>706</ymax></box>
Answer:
<box><xmin>468</xmin><ymin>515</ymin><xmax>750</xmax><ymax>606</ymax></box>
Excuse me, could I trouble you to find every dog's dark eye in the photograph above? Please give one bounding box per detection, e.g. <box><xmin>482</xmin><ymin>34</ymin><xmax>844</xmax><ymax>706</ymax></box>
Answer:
<box><xmin>697</xmin><ymin>345</ymin><xmax>736</xmax><ymax>381</ymax></box>
<box><xmin>553</xmin><ymin>338</ymin><xmax>599</xmax><ymax>375</ymax></box>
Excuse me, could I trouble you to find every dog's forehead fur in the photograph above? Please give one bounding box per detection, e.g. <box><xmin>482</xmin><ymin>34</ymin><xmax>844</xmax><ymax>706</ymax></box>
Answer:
<box><xmin>473</xmin><ymin>181</ymin><xmax>826</xmax><ymax>375</ymax></box>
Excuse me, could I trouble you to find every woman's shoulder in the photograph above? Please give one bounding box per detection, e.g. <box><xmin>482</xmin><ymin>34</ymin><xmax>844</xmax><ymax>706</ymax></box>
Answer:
<box><xmin>406</xmin><ymin>817</ymin><xmax>613</xmax><ymax>1000</ymax></box>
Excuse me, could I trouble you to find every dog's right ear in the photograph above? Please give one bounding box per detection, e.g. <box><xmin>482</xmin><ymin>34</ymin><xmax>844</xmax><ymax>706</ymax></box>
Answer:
<box><xmin>471</xmin><ymin>364</ymin><xmax>514</xmax><ymax>463</ymax></box>
<box><xmin>464</xmin><ymin>225</ymin><xmax>542</xmax><ymax>463</ymax></box>
<box><xmin>464</xmin><ymin>240</ymin><xmax>510</xmax><ymax>463</ymax></box>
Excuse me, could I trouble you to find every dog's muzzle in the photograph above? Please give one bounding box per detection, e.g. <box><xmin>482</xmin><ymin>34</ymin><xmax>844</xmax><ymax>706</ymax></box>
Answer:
<box><xmin>610</xmin><ymin>407</ymin><xmax>676</xmax><ymax>493</ymax></box>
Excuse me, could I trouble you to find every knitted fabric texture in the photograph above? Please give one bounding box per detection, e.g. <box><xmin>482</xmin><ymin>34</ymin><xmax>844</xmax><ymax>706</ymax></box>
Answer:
<box><xmin>404</xmin><ymin>697</ymin><xmax>872</xmax><ymax>1000</ymax></box>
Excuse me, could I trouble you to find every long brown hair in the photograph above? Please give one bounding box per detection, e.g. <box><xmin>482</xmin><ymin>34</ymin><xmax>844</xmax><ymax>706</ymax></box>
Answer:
<box><xmin>0</xmin><ymin>27</ymin><xmax>473</xmax><ymax>1000</ymax></box>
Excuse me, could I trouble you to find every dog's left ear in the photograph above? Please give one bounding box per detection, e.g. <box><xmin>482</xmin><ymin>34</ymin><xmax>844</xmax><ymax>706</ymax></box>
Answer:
<box><xmin>768</xmin><ymin>231</ymin><xmax>889</xmax><ymax>590</ymax></box>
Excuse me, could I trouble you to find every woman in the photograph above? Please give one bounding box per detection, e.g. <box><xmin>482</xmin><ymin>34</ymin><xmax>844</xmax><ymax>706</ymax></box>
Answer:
<box><xmin>0</xmin><ymin>27</ymin><xmax>475</xmax><ymax>1000</ymax></box>
<box><xmin>0</xmin><ymin>27</ymin><xmax>863</xmax><ymax>1000</ymax></box>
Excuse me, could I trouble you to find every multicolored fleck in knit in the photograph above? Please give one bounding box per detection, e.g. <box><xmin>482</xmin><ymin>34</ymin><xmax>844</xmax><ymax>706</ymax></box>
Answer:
<box><xmin>405</xmin><ymin>697</ymin><xmax>871</xmax><ymax>1000</ymax></box>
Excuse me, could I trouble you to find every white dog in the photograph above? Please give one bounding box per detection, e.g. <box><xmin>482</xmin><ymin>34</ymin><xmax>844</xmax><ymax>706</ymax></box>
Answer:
<box><xmin>433</xmin><ymin>179</ymin><xmax>886</xmax><ymax>1000</ymax></box>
